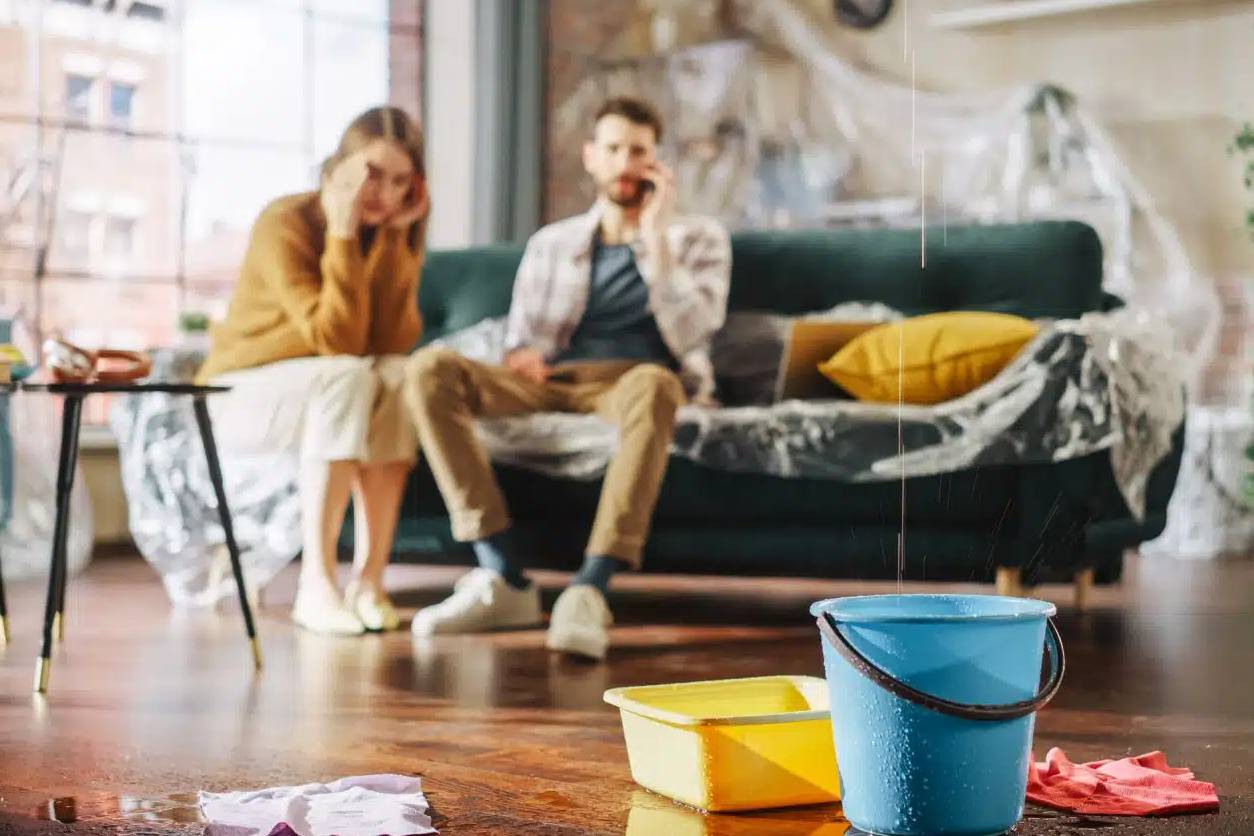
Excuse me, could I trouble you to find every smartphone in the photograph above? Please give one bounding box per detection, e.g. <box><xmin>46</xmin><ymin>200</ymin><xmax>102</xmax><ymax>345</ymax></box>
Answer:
<box><xmin>639</xmin><ymin>159</ymin><xmax>668</xmax><ymax>197</ymax></box>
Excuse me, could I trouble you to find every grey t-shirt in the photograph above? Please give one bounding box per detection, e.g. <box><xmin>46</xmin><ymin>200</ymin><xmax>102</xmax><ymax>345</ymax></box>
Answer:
<box><xmin>555</xmin><ymin>240</ymin><xmax>675</xmax><ymax>366</ymax></box>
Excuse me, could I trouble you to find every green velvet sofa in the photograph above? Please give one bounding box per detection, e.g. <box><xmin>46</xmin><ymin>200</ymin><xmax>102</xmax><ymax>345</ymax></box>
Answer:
<box><xmin>371</xmin><ymin>220</ymin><xmax>1182</xmax><ymax>588</ymax></box>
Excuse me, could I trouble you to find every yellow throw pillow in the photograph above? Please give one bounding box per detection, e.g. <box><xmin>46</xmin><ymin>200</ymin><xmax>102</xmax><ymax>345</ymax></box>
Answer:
<box><xmin>818</xmin><ymin>311</ymin><xmax>1039</xmax><ymax>405</ymax></box>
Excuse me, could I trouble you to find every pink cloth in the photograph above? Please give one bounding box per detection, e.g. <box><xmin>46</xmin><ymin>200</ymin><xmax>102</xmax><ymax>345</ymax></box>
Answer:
<box><xmin>1027</xmin><ymin>747</ymin><xmax>1220</xmax><ymax>816</ymax></box>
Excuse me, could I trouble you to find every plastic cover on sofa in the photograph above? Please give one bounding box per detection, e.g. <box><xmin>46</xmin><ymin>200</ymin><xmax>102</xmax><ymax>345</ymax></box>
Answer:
<box><xmin>0</xmin><ymin>316</ymin><xmax>93</xmax><ymax>584</ymax></box>
<box><xmin>114</xmin><ymin>307</ymin><xmax>1182</xmax><ymax>605</ymax></box>
<box><xmin>432</xmin><ymin>310</ymin><xmax>1182</xmax><ymax>524</ymax></box>
<box><xmin>0</xmin><ymin>386</ymin><xmax>94</xmax><ymax>584</ymax></box>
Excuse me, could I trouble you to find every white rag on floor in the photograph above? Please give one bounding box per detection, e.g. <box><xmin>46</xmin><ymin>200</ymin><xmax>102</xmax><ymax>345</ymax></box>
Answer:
<box><xmin>198</xmin><ymin>774</ymin><xmax>437</xmax><ymax>836</ymax></box>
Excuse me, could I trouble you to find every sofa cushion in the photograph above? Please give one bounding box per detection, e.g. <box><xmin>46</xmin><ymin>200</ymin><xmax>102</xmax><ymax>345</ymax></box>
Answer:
<box><xmin>725</xmin><ymin>221</ymin><xmax>1104</xmax><ymax>319</ymax></box>
<box><xmin>419</xmin><ymin>245</ymin><xmax>521</xmax><ymax>344</ymax></box>
<box><xmin>820</xmin><ymin>311</ymin><xmax>1039</xmax><ymax>404</ymax></box>
<box><xmin>417</xmin><ymin>221</ymin><xmax>1106</xmax><ymax>344</ymax></box>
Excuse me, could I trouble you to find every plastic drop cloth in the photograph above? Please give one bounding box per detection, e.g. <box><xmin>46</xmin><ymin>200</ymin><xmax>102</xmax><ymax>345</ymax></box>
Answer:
<box><xmin>553</xmin><ymin>0</ymin><xmax>1218</xmax><ymax>388</ymax></box>
<box><xmin>0</xmin><ymin>387</ymin><xmax>93</xmax><ymax>583</ymax></box>
<box><xmin>115</xmin><ymin>304</ymin><xmax>1181</xmax><ymax>603</ymax></box>
<box><xmin>1141</xmin><ymin>404</ymin><xmax>1254</xmax><ymax>560</ymax></box>
<box><xmin>111</xmin><ymin>348</ymin><xmax>300</xmax><ymax>606</ymax></box>
<box><xmin>435</xmin><ymin>310</ymin><xmax>1183</xmax><ymax>521</ymax></box>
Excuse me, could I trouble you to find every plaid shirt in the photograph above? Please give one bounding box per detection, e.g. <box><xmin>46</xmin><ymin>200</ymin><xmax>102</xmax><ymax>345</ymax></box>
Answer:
<box><xmin>504</xmin><ymin>201</ymin><xmax>731</xmax><ymax>400</ymax></box>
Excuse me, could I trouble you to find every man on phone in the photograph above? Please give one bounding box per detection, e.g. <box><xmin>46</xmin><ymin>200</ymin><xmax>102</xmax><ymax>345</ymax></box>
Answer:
<box><xmin>404</xmin><ymin>96</ymin><xmax>731</xmax><ymax>659</ymax></box>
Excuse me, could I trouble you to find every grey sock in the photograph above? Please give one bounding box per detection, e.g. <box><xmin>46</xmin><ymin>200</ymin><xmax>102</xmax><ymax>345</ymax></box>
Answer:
<box><xmin>570</xmin><ymin>554</ymin><xmax>623</xmax><ymax>594</ymax></box>
<box><xmin>472</xmin><ymin>530</ymin><xmax>530</xmax><ymax>590</ymax></box>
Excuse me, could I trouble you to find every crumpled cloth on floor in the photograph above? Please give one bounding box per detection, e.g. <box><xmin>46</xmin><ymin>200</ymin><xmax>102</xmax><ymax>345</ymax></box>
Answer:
<box><xmin>199</xmin><ymin>774</ymin><xmax>437</xmax><ymax>836</ymax></box>
<box><xmin>1027</xmin><ymin>748</ymin><xmax>1219</xmax><ymax>816</ymax></box>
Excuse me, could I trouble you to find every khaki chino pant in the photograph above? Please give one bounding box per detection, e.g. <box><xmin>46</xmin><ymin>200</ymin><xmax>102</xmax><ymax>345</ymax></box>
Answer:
<box><xmin>403</xmin><ymin>347</ymin><xmax>684</xmax><ymax>568</ymax></box>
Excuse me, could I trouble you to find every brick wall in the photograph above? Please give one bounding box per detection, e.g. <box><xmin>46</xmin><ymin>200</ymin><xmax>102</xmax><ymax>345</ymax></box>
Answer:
<box><xmin>543</xmin><ymin>0</ymin><xmax>633</xmax><ymax>222</ymax></box>
<box><xmin>1206</xmin><ymin>276</ymin><xmax>1253</xmax><ymax>404</ymax></box>
<box><xmin>542</xmin><ymin>0</ymin><xmax>733</xmax><ymax>222</ymax></box>
<box><xmin>389</xmin><ymin>1</ymin><xmax>423</xmax><ymax>130</ymax></box>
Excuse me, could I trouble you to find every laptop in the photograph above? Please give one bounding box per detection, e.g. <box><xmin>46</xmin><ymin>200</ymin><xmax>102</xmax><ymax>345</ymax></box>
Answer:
<box><xmin>774</xmin><ymin>319</ymin><xmax>882</xmax><ymax>401</ymax></box>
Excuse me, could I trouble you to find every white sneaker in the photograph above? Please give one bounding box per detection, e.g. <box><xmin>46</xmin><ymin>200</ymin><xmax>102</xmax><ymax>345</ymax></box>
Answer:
<box><xmin>292</xmin><ymin>589</ymin><xmax>366</xmax><ymax>636</ymax></box>
<box><xmin>344</xmin><ymin>581</ymin><xmax>401</xmax><ymax>632</ymax></box>
<box><xmin>411</xmin><ymin>568</ymin><xmax>542</xmax><ymax>636</ymax></box>
<box><xmin>546</xmin><ymin>585</ymin><xmax>613</xmax><ymax>660</ymax></box>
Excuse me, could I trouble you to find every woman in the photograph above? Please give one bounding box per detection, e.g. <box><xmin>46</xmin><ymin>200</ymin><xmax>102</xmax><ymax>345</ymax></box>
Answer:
<box><xmin>198</xmin><ymin>106</ymin><xmax>428</xmax><ymax>635</ymax></box>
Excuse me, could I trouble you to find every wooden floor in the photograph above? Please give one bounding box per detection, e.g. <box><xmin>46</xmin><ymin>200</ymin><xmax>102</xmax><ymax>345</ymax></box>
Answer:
<box><xmin>0</xmin><ymin>551</ymin><xmax>1250</xmax><ymax>836</ymax></box>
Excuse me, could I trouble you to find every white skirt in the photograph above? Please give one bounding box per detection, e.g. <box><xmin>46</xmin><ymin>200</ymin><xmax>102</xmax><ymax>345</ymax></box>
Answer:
<box><xmin>208</xmin><ymin>354</ymin><xmax>416</xmax><ymax>464</ymax></box>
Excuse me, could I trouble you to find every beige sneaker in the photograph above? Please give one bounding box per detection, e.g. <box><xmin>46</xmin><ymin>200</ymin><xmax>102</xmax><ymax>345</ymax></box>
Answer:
<box><xmin>546</xmin><ymin>585</ymin><xmax>613</xmax><ymax>660</ymax></box>
<box><xmin>292</xmin><ymin>588</ymin><xmax>366</xmax><ymax>636</ymax></box>
<box><xmin>344</xmin><ymin>581</ymin><xmax>401</xmax><ymax>632</ymax></box>
<box><xmin>411</xmin><ymin>568</ymin><xmax>542</xmax><ymax>636</ymax></box>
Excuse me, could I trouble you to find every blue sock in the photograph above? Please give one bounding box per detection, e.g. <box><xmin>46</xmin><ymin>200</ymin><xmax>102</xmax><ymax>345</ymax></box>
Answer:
<box><xmin>570</xmin><ymin>554</ymin><xmax>623</xmax><ymax>594</ymax></box>
<box><xmin>472</xmin><ymin>530</ymin><xmax>530</xmax><ymax>590</ymax></box>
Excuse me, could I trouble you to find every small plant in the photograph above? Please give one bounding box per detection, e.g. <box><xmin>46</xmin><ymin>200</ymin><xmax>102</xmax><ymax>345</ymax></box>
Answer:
<box><xmin>1231</xmin><ymin>122</ymin><xmax>1254</xmax><ymax>239</ymax></box>
<box><xmin>1237</xmin><ymin>123</ymin><xmax>1254</xmax><ymax>503</ymax></box>
<box><xmin>178</xmin><ymin>311</ymin><xmax>210</xmax><ymax>333</ymax></box>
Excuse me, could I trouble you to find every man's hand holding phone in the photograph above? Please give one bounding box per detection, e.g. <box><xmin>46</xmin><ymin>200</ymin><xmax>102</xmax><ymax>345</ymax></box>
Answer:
<box><xmin>638</xmin><ymin>161</ymin><xmax>676</xmax><ymax>237</ymax></box>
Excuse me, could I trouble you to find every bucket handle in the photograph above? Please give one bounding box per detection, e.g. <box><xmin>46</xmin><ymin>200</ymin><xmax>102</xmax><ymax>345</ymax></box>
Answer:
<box><xmin>816</xmin><ymin>612</ymin><xmax>1065</xmax><ymax>722</ymax></box>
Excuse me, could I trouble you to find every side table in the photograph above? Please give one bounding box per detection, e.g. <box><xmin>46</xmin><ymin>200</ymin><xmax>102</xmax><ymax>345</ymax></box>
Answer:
<box><xmin>18</xmin><ymin>382</ymin><xmax>262</xmax><ymax>693</ymax></box>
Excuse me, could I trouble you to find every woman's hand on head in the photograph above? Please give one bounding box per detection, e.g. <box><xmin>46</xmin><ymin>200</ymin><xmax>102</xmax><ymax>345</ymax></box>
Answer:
<box><xmin>388</xmin><ymin>174</ymin><xmax>430</xmax><ymax>231</ymax></box>
<box><xmin>321</xmin><ymin>151</ymin><xmax>370</xmax><ymax>239</ymax></box>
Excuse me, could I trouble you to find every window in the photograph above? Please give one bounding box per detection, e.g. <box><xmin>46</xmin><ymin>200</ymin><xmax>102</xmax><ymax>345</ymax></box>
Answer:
<box><xmin>64</xmin><ymin>73</ymin><xmax>93</xmax><ymax>122</ymax></box>
<box><xmin>0</xmin><ymin>0</ymin><xmax>423</xmax><ymax>426</ymax></box>
<box><xmin>59</xmin><ymin>210</ymin><xmax>93</xmax><ymax>258</ymax></box>
<box><xmin>103</xmin><ymin>216</ymin><xmax>136</xmax><ymax>258</ymax></box>
<box><xmin>109</xmin><ymin>82</ymin><xmax>135</xmax><ymax>128</ymax></box>
<box><xmin>127</xmin><ymin>2</ymin><xmax>166</xmax><ymax>23</ymax></box>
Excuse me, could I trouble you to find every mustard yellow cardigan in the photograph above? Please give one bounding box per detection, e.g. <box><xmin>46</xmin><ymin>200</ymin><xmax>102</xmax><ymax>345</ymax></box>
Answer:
<box><xmin>197</xmin><ymin>191</ymin><xmax>423</xmax><ymax>382</ymax></box>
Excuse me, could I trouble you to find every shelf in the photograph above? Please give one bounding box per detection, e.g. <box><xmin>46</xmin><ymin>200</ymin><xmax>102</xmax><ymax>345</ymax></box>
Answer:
<box><xmin>930</xmin><ymin>0</ymin><xmax>1161</xmax><ymax>30</ymax></box>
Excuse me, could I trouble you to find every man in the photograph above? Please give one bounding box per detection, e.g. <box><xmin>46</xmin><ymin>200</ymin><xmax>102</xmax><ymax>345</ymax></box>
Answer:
<box><xmin>405</xmin><ymin>97</ymin><xmax>730</xmax><ymax>659</ymax></box>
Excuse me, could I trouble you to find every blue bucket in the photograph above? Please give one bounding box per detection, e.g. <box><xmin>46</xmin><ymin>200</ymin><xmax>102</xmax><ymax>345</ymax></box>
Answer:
<box><xmin>812</xmin><ymin>594</ymin><xmax>1063</xmax><ymax>836</ymax></box>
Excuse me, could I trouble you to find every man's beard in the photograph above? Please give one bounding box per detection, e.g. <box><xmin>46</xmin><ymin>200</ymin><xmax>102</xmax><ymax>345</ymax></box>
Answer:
<box><xmin>603</xmin><ymin>177</ymin><xmax>646</xmax><ymax>208</ymax></box>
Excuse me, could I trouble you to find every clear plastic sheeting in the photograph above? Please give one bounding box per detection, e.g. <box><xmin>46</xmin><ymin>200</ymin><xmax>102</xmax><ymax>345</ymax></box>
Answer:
<box><xmin>554</xmin><ymin>0</ymin><xmax>1218</xmax><ymax>389</ymax></box>
<box><xmin>111</xmin><ymin>349</ymin><xmax>300</xmax><ymax>606</ymax></box>
<box><xmin>1142</xmin><ymin>405</ymin><xmax>1254</xmax><ymax>560</ymax></box>
<box><xmin>0</xmin><ymin>390</ymin><xmax>93</xmax><ymax>583</ymax></box>
<box><xmin>118</xmin><ymin>307</ymin><xmax>1182</xmax><ymax>602</ymax></box>
<box><xmin>712</xmin><ymin>302</ymin><xmax>903</xmax><ymax>405</ymax></box>
<box><xmin>441</xmin><ymin>312</ymin><xmax>1182</xmax><ymax>521</ymax></box>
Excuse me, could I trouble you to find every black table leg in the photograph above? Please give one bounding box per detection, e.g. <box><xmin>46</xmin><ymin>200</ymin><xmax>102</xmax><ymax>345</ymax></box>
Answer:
<box><xmin>35</xmin><ymin>394</ymin><xmax>84</xmax><ymax>693</ymax></box>
<box><xmin>0</xmin><ymin>539</ymin><xmax>8</xmax><ymax>648</ymax></box>
<box><xmin>192</xmin><ymin>396</ymin><xmax>262</xmax><ymax>672</ymax></box>
<box><xmin>54</xmin><ymin>528</ymin><xmax>69</xmax><ymax>643</ymax></box>
<box><xmin>1</xmin><ymin>393</ymin><xmax>11</xmax><ymax>647</ymax></box>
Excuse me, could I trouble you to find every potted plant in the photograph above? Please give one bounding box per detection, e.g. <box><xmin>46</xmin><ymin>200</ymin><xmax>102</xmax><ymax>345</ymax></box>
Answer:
<box><xmin>1235</xmin><ymin>123</ymin><xmax>1254</xmax><ymax>500</ymax></box>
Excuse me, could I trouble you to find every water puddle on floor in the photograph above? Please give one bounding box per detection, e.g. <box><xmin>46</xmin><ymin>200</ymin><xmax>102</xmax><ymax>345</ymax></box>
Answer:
<box><xmin>624</xmin><ymin>788</ymin><xmax>850</xmax><ymax>835</ymax></box>
<box><xmin>36</xmin><ymin>792</ymin><xmax>203</xmax><ymax>826</ymax></box>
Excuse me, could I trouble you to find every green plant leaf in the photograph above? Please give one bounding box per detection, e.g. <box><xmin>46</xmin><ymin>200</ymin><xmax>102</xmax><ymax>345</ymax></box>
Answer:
<box><xmin>1237</xmin><ymin>123</ymin><xmax>1254</xmax><ymax>151</ymax></box>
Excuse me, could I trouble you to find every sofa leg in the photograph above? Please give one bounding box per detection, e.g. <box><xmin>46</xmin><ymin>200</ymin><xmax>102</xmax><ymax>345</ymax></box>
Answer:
<box><xmin>995</xmin><ymin>566</ymin><xmax>1024</xmax><ymax>597</ymax></box>
<box><xmin>1074</xmin><ymin>567</ymin><xmax>1095</xmax><ymax>610</ymax></box>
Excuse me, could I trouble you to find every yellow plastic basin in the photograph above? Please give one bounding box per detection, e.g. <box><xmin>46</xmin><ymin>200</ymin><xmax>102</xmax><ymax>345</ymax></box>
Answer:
<box><xmin>603</xmin><ymin>675</ymin><xmax>841</xmax><ymax>812</ymax></box>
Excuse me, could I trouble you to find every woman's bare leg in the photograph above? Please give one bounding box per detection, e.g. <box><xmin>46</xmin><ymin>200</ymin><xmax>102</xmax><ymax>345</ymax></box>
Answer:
<box><xmin>350</xmin><ymin>460</ymin><xmax>412</xmax><ymax>593</ymax></box>
<box><xmin>293</xmin><ymin>459</ymin><xmax>364</xmax><ymax>634</ymax></box>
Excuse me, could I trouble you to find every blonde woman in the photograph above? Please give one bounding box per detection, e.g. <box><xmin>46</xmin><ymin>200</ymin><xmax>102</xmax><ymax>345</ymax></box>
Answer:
<box><xmin>198</xmin><ymin>106</ymin><xmax>428</xmax><ymax>635</ymax></box>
